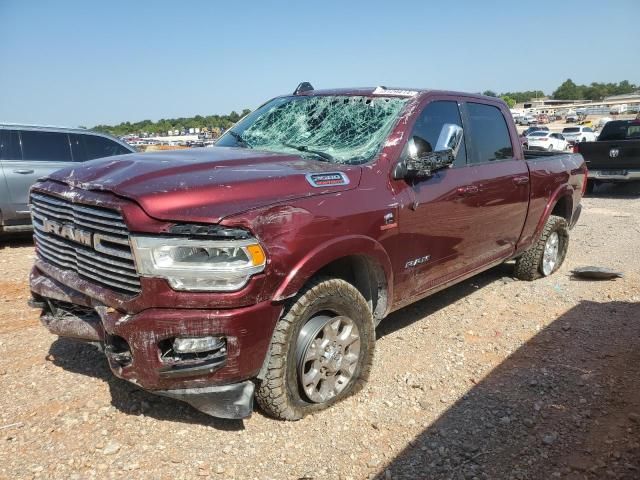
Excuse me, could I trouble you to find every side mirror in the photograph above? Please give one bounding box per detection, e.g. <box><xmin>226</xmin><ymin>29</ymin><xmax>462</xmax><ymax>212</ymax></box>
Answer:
<box><xmin>394</xmin><ymin>124</ymin><xmax>463</xmax><ymax>179</ymax></box>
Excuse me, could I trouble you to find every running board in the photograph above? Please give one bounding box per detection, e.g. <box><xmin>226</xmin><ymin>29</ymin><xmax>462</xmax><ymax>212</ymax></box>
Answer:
<box><xmin>1</xmin><ymin>224</ymin><xmax>33</xmax><ymax>233</ymax></box>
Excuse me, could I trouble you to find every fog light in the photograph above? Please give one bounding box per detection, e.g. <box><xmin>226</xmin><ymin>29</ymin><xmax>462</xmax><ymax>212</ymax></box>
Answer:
<box><xmin>173</xmin><ymin>336</ymin><xmax>225</xmax><ymax>354</ymax></box>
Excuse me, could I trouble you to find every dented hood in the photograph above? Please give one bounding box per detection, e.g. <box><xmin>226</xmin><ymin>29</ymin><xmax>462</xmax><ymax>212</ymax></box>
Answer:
<box><xmin>47</xmin><ymin>147</ymin><xmax>361</xmax><ymax>223</ymax></box>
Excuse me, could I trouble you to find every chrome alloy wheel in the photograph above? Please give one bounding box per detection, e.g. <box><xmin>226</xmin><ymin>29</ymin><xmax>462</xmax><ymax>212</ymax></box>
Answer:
<box><xmin>296</xmin><ymin>315</ymin><xmax>361</xmax><ymax>403</ymax></box>
<box><xmin>542</xmin><ymin>231</ymin><xmax>560</xmax><ymax>275</ymax></box>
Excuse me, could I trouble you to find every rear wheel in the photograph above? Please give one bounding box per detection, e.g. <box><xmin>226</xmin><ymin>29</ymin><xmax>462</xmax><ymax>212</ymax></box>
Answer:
<box><xmin>585</xmin><ymin>180</ymin><xmax>595</xmax><ymax>195</ymax></box>
<box><xmin>256</xmin><ymin>277</ymin><xmax>375</xmax><ymax>420</ymax></box>
<box><xmin>515</xmin><ymin>215</ymin><xmax>569</xmax><ymax>281</ymax></box>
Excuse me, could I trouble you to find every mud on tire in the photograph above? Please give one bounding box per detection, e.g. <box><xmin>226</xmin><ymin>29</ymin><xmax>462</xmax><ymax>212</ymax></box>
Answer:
<box><xmin>256</xmin><ymin>277</ymin><xmax>375</xmax><ymax>420</ymax></box>
<box><xmin>514</xmin><ymin>215</ymin><xmax>569</xmax><ymax>281</ymax></box>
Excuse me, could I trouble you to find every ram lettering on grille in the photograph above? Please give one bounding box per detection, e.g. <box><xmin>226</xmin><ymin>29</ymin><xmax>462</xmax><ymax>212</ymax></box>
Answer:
<box><xmin>30</xmin><ymin>192</ymin><xmax>141</xmax><ymax>295</ymax></box>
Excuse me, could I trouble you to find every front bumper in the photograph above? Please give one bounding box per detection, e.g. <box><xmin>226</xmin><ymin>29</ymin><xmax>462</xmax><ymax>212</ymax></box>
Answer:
<box><xmin>30</xmin><ymin>266</ymin><xmax>282</xmax><ymax>419</ymax></box>
<box><xmin>589</xmin><ymin>169</ymin><xmax>640</xmax><ymax>182</ymax></box>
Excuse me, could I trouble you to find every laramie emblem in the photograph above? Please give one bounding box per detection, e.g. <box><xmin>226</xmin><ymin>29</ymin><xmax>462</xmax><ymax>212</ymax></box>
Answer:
<box><xmin>41</xmin><ymin>218</ymin><xmax>93</xmax><ymax>247</ymax></box>
<box><xmin>306</xmin><ymin>172</ymin><xmax>350</xmax><ymax>187</ymax></box>
<box><xmin>609</xmin><ymin>148</ymin><xmax>619</xmax><ymax>158</ymax></box>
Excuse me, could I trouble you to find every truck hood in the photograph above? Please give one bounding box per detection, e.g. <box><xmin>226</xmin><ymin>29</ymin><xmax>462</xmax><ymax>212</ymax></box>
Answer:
<box><xmin>46</xmin><ymin>147</ymin><xmax>362</xmax><ymax>223</ymax></box>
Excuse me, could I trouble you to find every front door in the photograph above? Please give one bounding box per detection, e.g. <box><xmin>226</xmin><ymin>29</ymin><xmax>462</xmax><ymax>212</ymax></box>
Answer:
<box><xmin>392</xmin><ymin>99</ymin><xmax>479</xmax><ymax>304</ymax></box>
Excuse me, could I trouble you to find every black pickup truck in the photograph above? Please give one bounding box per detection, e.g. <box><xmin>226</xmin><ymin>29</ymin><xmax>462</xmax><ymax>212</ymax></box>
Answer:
<box><xmin>576</xmin><ymin>119</ymin><xmax>640</xmax><ymax>193</ymax></box>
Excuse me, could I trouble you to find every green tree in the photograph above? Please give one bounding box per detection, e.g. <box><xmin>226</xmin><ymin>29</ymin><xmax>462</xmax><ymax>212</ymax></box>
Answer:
<box><xmin>552</xmin><ymin>79</ymin><xmax>583</xmax><ymax>100</ymax></box>
<box><xmin>482</xmin><ymin>90</ymin><xmax>497</xmax><ymax>97</ymax></box>
<box><xmin>500</xmin><ymin>95</ymin><xmax>516</xmax><ymax>108</ymax></box>
<box><xmin>499</xmin><ymin>90</ymin><xmax>545</xmax><ymax>104</ymax></box>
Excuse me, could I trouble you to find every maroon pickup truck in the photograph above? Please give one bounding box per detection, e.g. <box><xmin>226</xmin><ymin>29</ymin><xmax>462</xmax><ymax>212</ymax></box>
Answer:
<box><xmin>28</xmin><ymin>85</ymin><xmax>587</xmax><ymax>420</ymax></box>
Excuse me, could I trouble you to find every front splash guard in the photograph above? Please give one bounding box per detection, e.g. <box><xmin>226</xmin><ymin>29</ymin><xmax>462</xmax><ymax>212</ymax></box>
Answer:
<box><xmin>156</xmin><ymin>381</ymin><xmax>255</xmax><ymax>419</ymax></box>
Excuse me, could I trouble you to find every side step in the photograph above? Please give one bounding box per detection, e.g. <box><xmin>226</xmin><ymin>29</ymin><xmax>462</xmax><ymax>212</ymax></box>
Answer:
<box><xmin>0</xmin><ymin>224</ymin><xmax>33</xmax><ymax>233</ymax></box>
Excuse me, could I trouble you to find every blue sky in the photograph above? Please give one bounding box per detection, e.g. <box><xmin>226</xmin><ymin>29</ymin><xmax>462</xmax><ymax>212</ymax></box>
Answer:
<box><xmin>0</xmin><ymin>0</ymin><xmax>638</xmax><ymax>127</ymax></box>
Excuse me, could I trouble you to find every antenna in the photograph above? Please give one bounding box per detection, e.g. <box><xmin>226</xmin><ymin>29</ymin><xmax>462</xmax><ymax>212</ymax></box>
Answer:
<box><xmin>294</xmin><ymin>82</ymin><xmax>314</xmax><ymax>95</ymax></box>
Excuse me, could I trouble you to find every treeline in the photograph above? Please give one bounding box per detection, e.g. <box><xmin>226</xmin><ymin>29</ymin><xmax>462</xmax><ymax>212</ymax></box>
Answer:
<box><xmin>93</xmin><ymin>109</ymin><xmax>252</xmax><ymax>137</ymax></box>
<box><xmin>551</xmin><ymin>79</ymin><xmax>637</xmax><ymax>101</ymax></box>
<box><xmin>481</xmin><ymin>79</ymin><xmax>638</xmax><ymax>108</ymax></box>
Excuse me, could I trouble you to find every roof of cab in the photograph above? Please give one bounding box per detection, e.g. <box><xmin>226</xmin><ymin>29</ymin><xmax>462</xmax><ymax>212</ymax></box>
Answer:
<box><xmin>0</xmin><ymin>123</ymin><xmax>92</xmax><ymax>134</ymax></box>
<box><xmin>293</xmin><ymin>86</ymin><xmax>505</xmax><ymax>104</ymax></box>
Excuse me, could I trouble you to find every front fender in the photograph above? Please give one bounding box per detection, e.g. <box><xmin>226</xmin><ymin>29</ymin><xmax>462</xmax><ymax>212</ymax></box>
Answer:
<box><xmin>272</xmin><ymin>235</ymin><xmax>394</xmax><ymax>307</ymax></box>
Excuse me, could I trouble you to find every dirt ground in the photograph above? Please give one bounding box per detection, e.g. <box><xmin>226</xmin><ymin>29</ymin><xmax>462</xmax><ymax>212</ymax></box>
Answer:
<box><xmin>0</xmin><ymin>183</ymin><xmax>639</xmax><ymax>480</ymax></box>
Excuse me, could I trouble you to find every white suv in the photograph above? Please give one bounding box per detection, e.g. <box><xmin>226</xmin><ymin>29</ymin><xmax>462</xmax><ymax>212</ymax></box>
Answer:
<box><xmin>561</xmin><ymin>126</ymin><xmax>597</xmax><ymax>144</ymax></box>
<box><xmin>526</xmin><ymin>131</ymin><xmax>569</xmax><ymax>151</ymax></box>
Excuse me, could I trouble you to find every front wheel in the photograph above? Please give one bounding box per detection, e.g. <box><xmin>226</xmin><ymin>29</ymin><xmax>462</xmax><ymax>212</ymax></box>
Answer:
<box><xmin>515</xmin><ymin>215</ymin><xmax>569</xmax><ymax>280</ymax></box>
<box><xmin>256</xmin><ymin>277</ymin><xmax>375</xmax><ymax>420</ymax></box>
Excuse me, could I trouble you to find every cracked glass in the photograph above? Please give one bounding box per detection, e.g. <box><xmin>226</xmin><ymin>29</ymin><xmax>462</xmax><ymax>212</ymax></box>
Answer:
<box><xmin>216</xmin><ymin>95</ymin><xmax>408</xmax><ymax>165</ymax></box>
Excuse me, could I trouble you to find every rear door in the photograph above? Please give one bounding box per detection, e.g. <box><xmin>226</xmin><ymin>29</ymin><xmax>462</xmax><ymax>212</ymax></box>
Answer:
<box><xmin>459</xmin><ymin>101</ymin><xmax>530</xmax><ymax>266</ymax></box>
<box><xmin>2</xmin><ymin>130</ymin><xmax>73</xmax><ymax>223</ymax></box>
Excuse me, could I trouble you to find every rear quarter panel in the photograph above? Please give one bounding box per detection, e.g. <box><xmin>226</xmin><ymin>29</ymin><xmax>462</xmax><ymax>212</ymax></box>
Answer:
<box><xmin>517</xmin><ymin>153</ymin><xmax>586</xmax><ymax>252</ymax></box>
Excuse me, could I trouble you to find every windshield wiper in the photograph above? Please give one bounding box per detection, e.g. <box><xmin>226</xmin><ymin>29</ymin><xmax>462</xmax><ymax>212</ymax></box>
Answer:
<box><xmin>227</xmin><ymin>130</ymin><xmax>252</xmax><ymax>148</ymax></box>
<box><xmin>282</xmin><ymin>143</ymin><xmax>334</xmax><ymax>162</ymax></box>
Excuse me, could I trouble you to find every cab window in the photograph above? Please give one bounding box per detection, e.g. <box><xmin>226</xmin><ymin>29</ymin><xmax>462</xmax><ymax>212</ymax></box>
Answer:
<box><xmin>83</xmin><ymin>134</ymin><xmax>130</xmax><ymax>160</ymax></box>
<box><xmin>466</xmin><ymin>103</ymin><xmax>513</xmax><ymax>163</ymax></box>
<box><xmin>20</xmin><ymin>131</ymin><xmax>72</xmax><ymax>162</ymax></box>
<box><xmin>0</xmin><ymin>130</ymin><xmax>22</xmax><ymax>160</ymax></box>
<box><xmin>408</xmin><ymin>100</ymin><xmax>467</xmax><ymax>167</ymax></box>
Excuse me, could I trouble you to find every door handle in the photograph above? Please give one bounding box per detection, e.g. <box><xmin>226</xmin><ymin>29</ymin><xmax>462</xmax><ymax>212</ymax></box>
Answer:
<box><xmin>513</xmin><ymin>176</ymin><xmax>529</xmax><ymax>186</ymax></box>
<box><xmin>13</xmin><ymin>169</ymin><xmax>34</xmax><ymax>174</ymax></box>
<box><xmin>456</xmin><ymin>185</ymin><xmax>479</xmax><ymax>196</ymax></box>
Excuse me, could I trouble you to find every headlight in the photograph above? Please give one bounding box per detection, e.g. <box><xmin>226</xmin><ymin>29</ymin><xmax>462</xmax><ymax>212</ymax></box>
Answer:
<box><xmin>131</xmin><ymin>235</ymin><xmax>266</xmax><ymax>292</ymax></box>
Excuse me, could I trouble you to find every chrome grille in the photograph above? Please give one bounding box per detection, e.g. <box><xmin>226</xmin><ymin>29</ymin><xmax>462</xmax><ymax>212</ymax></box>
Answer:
<box><xmin>30</xmin><ymin>192</ymin><xmax>140</xmax><ymax>294</ymax></box>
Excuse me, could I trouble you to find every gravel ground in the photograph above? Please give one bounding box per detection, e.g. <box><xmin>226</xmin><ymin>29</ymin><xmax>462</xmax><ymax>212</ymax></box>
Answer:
<box><xmin>0</xmin><ymin>183</ymin><xmax>639</xmax><ymax>480</ymax></box>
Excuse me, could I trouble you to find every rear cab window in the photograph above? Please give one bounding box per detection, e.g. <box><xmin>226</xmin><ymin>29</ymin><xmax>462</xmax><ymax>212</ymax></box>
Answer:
<box><xmin>20</xmin><ymin>130</ymin><xmax>72</xmax><ymax>162</ymax></box>
<box><xmin>598</xmin><ymin>120</ymin><xmax>640</xmax><ymax>141</ymax></box>
<box><xmin>466</xmin><ymin>102</ymin><xmax>513</xmax><ymax>163</ymax></box>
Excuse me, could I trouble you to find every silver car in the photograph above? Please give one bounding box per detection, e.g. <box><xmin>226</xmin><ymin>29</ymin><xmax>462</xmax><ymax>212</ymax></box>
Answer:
<box><xmin>0</xmin><ymin>124</ymin><xmax>134</xmax><ymax>234</ymax></box>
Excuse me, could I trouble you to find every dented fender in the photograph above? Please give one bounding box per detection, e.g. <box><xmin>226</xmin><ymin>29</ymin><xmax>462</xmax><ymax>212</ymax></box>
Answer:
<box><xmin>272</xmin><ymin>235</ymin><xmax>394</xmax><ymax>305</ymax></box>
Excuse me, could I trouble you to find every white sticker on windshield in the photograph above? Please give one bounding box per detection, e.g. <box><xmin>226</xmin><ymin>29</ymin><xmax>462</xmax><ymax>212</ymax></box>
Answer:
<box><xmin>372</xmin><ymin>87</ymin><xmax>418</xmax><ymax>97</ymax></box>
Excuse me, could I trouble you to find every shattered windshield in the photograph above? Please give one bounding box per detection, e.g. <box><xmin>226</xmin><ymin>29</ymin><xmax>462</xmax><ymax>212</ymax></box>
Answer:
<box><xmin>216</xmin><ymin>95</ymin><xmax>408</xmax><ymax>164</ymax></box>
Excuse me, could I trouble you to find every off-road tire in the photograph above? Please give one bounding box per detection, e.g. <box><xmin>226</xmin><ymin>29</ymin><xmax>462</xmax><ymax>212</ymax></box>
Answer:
<box><xmin>585</xmin><ymin>180</ymin><xmax>595</xmax><ymax>195</ymax></box>
<box><xmin>514</xmin><ymin>215</ymin><xmax>569</xmax><ymax>281</ymax></box>
<box><xmin>256</xmin><ymin>277</ymin><xmax>375</xmax><ymax>420</ymax></box>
